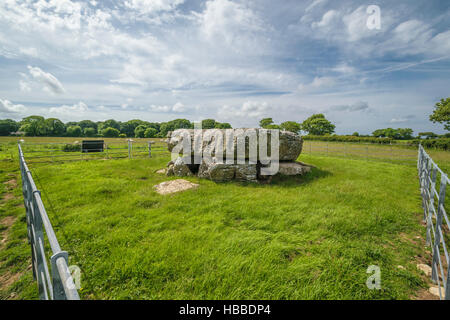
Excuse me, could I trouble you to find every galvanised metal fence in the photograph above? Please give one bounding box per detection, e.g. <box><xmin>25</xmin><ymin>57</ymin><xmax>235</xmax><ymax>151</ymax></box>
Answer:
<box><xmin>19</xmin><ymin>139</ymin><xmax>169</xmax><ymax>164</ymax></box>
<box><xmin>18</xmin><ymin>144</ymin><xmax>80</xmax><ymax>300</ymax></box>
<box><xmin>418</xmin><ymin>144</ymin><xmax>450</xmax><ymax>299</ymax></box>
<box><xmin>303</xmin><ymin>140</ymin><xmax>418</xmax><ymax>164</ymax></box>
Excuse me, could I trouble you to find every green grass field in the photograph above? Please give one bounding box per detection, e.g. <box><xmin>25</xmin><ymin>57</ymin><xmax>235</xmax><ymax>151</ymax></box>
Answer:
<box><xmin>1</xmin><ymin>137</ymin><xmax>449</xmax><ymax>299</ymax></box>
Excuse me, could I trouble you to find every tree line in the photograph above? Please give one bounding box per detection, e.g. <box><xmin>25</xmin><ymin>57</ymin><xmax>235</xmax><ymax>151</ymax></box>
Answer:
<box><xmin>259</xmin><ymin>114</ymin><xmax>422</xmax><ymax>140</ymax></box>
<box><xmin>0</xmin><ymin>97</ymin><xmax>448</xmax><ymax>139</ymax></box>
<box><xmin>0</xmin><ymin>117</ymin><xmax>231</xmax><ymax>138</ymax></box>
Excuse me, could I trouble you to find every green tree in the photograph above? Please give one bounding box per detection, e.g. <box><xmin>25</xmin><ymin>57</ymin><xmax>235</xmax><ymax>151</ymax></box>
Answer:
<box><xmin>119</xmin><ymin>133</ymin><xmax>127</xmax><ymax>138</ymax></box>
<box><xmin>372</xmin><ymin>128</ymin><xmax>413</xmax><ymax>140</ymax></box>
<box><xmin>372</xmin><ymin>129</ymin><xmax>386</xmax><ymax>137</ymax></box>
<box><xmin>66</xmin><ymin>125</ymin><xmax>82</xmax><ymax>137</ymax></box>
<box><xmin>78</xmin><ymin>120</ymin><xmax>98</xmax><ymax>132</ymax></box>
<box><xmin>98</xmin><ymin>119</ymin><xmax>120</xmax><ymax>132</ymax></box>
<box><xmin>120</xmin><ymin>120</ymin><xmax>148</xmax><ymax>137</ymax></box>
<box><xmin>45</xmin><ymin>118</ymin><xmax>65</xmax><ymax>136</ymax></box>
<box><xmin>101</xmin><ymin>127</ymin><xmax>120</xmax><ymax>137</ymax></box>
<box><xmin>396</xmin><ymin>128</ymin><xmax>413</xmax><ymax>140</ymax></box>
<box><xmin>158</xmin><ymin>122</ymin><xmax>173</xmax><ymax>137</ymax></box>
<box><xmin>259</xmin><ymin>118</ymin><xmax>274</xmax><ymax>128</ymax></box>
<box><xmin>83</xmin><ymin>127</ymin><xmax>96</xmax><ymax>137</ymax></box>
<box><xmin>20</xmin><ymin>115</ymin><xmax>47</xmax><ymax>136</ymax></box>
<box><xmin>301</xmin><ymin>114</ymin><xmax>335</xmax><ymax>135</ymax></box>
<box><xmin>280</xmin><ymin>121</ymin><xmax>301</xmax><ymax>133</ymax></box>
<box><xmin>352</xmin><ymin>132</ymin><xmax>359</xmax><ymax>136</ymax></box>
<box><xmin>214</xmin><ymin>122</ymin><xmax>232</xmax><ymax>129</ymax></box>
<box><xmin>418</xmin><ymin>132</ymin><xmax>438</xmax><ymax>139</ymax></box>
<box><xmin>201</xmin><ymin>119</ymin><xmax>216</xmax><ymax>129</ymax></box>
<box><xmin>0</xmin><ymin>119</ymin><xmax>19</xmax><ymax>136</ymax></box>
<box><xmin>144</xmin><ymin>127</ymin><xmax>157</xmax><ymax>138</ymax></box>
<box><xmin>430</xmin><ymin>97</ymin><xmax>450</xmax><ymax>131</ymax></box>
<box><xmin>134</xmin><ymin>125</ymin><xmax>147</xmax><ymax>138</ymax></box>
<box><xmin>171</xmin><ymin>119</ymin><xmax>192</xmax><ymax>129</ymax></box>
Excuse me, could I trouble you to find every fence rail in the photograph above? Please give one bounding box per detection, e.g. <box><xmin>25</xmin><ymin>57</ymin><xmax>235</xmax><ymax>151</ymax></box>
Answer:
<box><xmin>19</xmin><ymin>139</ymin><xmax>169</xmax><ymax>164</ymax></box>
<box><xmin>18</xmin><ymin>144</ymin><xmax>80</xmax><ymax>300</ymax></box>
<box><xmin>303</xmin><ymin>140</ymin><xmax>419</xmax><ymax>164</ymax></box>
<box><xmin>418</xmin><ymin>144</ymin><xmax>450</xmax><ymax>299</ymax></box>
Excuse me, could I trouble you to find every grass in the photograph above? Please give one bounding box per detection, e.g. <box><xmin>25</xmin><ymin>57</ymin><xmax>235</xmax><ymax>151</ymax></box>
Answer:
<box><xmin>1</xmin><ymin>137</ymin><xmax>449</xmax><ymax>299</ymax></box>
<box><xmin>0</xmin><ymin>158</ymin><xmax>37</xmax><ymax>299</ymax></box>
<box><xmin>302</xmin><ymin>140</ymin><xmax>450</xmax><ymax>172</ymax></box>
<box><xmin>12</xmin><ymin>153</ymin><xmax>432</xmax><ymax>299</ymax></box>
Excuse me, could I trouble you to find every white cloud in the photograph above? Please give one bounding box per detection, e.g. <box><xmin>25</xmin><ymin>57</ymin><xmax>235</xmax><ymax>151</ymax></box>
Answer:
<box><xmin>27</xmin><ymin>66</ymin><xmax>65</xmax><ymax>94</ymax></box>
<box><xmin>330</xmin><ymin>63</ymin><xmax>356</xmax><ymax>74</ymax></box>
<box><xmin>329</xmin><ymin>101</ymin><xmax>370</xmax><ymax>113</ymax></box>
<box><xmin>19</xmin><ymin>80</ymin><xmax>31</xmax><ymax>92</ymax></box>
<box><xmin>298</xmin><ymin>76</ymin><xmax>337</xmax><ymax>92</ymax></box>
<box><xmin>49</xmin><ymin>101</ymin><xmax>88</xmax><ymax>115</ymax></box>
<box><xmin>124</xmin><ymin>0</ymin><xmax>184</xmax><ymax>14</ymax></box>
<box><xmin>149</xmin><ymin>102</ymin><xmax>186</xmax><ymax>113</ymax></box>
<box><xmin>196</xmin><ymin>0</ymin><xmax>264</xmax><ymax>46</ymax></box>
<box><xmin>217</xmin><ymin>101</ymin><xmax>269</xmax><ymax>121</ymax></box>
<box><xmin>0</xmin><ymin>99</ymin><xmax>26</xmax><ymax>114</ymax></box>
<box><xmin>312</xmin><ymin>10</ymin><xmax>338</xmax><ymax>29</ymax></box>
<box><xmin>390</xmin><ymin>115</ymin><xmax>415</xmax><ymax>123</ymax></box>
<box><xmin>305</xmin><ymin>0</ymin><xmax>328</xmax><ymax>13</ymax></box>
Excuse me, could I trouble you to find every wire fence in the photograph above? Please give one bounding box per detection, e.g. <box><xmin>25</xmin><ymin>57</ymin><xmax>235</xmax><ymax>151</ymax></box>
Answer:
<box><xmin>302</xmin><ymin>140</ymin><xmax>419</xmax><ymax>165</ymax></box>
<box><xmin>18</xmin><ymin>138</ymin><xmax>170</xmax><ymax>164</ymax></box>
<box><xmin>18</xmin><ymin>143</ymin><xmax>80</xmax><ymax>300</ymax></box>
<box><xmin>418</xmin><ymin>144</ymin><xmax>450</xmax><ymax>299</ymax></box>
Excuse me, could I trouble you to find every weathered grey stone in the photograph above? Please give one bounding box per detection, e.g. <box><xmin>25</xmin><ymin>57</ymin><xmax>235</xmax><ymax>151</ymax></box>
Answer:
<box><xmin>198</xmin><ymin>158</ymin><xmax>258</xmax><ymax>182</ymax></box>
<box><xmin>417</xmin><ymin>264</ymin><xmax>432</xmax><ymax>277</ymax></box>
<box><xmin>278</xmin><ymin>162</ymin><xmax>312</xmax><ymax>176</ymax></box>
<box><xmin>429</xmin><ymin>286</ymin><xmax>443</xmax><ymax>297</ymax></box>
<box><xmin>154</xmin><ymin>179</ymin><xmax>199</xmax><ymax>195</ymax></box>
<box><xmin>167</xmin><ymin>128</ymin><xmax>303</xmax><ymax>161</ymax></box>
<box><xmin>172</xmin><ymin>156</ymin><xmax>193</xmax><ymax>177</ymax></box>
<box><xmin>166</xmin><ymin>164</ymin><xmax>174</xmax><ymax>176</ymax></box>
<box><xmin>235</xmin><ymin>163</ymin><xmax>258</xmax><ymax>182</ymax></box>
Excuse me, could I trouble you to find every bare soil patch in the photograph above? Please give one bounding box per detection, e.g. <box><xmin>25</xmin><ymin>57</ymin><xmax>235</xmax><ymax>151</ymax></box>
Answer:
<box><xmin>0</xmin><ymin>216</ymin><xmax>16</xmax><ymax>248</ymax></box>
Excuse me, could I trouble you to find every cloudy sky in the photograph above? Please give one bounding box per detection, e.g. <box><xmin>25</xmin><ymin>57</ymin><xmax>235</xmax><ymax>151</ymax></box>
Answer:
<box><xmin>0</xmin><ymin>0</ymin><xmax>449</xmax><ymax>134</ymax></box>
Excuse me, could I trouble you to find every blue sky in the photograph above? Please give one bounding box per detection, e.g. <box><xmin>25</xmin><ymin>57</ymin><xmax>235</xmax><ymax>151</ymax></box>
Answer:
<box><xmin>0</xmin><ymin>0</ymin><xmax>449</xmax><ymax>134</ymax></box>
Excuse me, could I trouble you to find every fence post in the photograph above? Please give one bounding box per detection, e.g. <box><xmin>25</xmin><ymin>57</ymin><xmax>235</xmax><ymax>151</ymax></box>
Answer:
<box><xmin>50</xmin><ymin>251</ymin><xmax>69</xmax><ymax>300</ymax></box>
<box><xmin>128</xmin><ymin>140</ymin><xmax>132</xmax><ymax>159</ymax></box>
<box><xmin>26</xmin><ymin>176</ymin><xmax>36</xmax><ymax>280</ymax></box>
<box><xmin>32</xmin><ymin>190</ymin><xmax>46</xmax><ymax>299</ymax></box>
<box><xmin>432</xmin><ymin>174</ymin><xmax>446</xmax><ymax>283</ymax></box>
<box><xmin>148</xmin><ymin>141</ymin><xmax>152</xmax><ymax>158</ymax></box>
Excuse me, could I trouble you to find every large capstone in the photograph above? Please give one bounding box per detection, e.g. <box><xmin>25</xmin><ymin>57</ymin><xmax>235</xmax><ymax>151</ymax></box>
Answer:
<box><xmin>167</xmin><ymin>128</ymin><xmax>303</xmax><ymax>161</ymax></box>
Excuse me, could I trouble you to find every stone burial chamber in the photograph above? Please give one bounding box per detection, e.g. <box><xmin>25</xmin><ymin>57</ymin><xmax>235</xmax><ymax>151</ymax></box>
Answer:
<box><xmin>165</xmin><ymin>128</ymin><xmax>313</xmax><ymax>183</ymax></box>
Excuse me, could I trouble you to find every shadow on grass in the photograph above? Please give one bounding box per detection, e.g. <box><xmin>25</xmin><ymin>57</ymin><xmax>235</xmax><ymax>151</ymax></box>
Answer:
<box><xmin>222</xmin><ymin>166</ymin><xmax>332</xmax><ymax>189</ymax></box>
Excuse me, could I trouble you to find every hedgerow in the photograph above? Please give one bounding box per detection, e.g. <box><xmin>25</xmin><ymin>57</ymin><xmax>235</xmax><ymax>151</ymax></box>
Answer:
<box><xmin>408</xmin><ymin>138</ymin><xmax>450</xmax><ymax>150</ymax></box>
<box><xmin>302</xmin><ymin>135</ymin><xmax>393</xmax><ymax>144</ymax></box>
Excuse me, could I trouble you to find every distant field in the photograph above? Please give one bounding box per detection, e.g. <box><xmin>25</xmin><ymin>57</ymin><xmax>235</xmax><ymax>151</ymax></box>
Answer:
<box><xmin>302</xmin><ymin>140</ymin><xmax>450</xmax><ymax>173</ymax></box>
<box><xmin>0</xmin><ymin>137</ymin><xmax>169</xmax><ymax>163</ymax></box>
<box><xmin>1</xmin><ymin>137</ymin><xmax>449</xmax><ymax>170</ymax></box>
